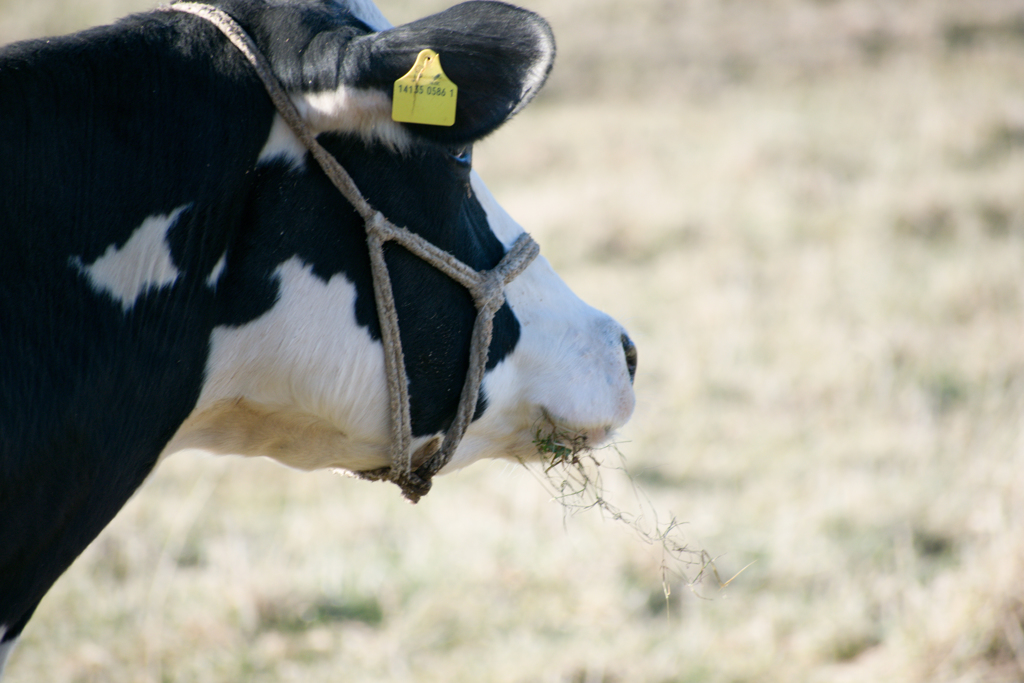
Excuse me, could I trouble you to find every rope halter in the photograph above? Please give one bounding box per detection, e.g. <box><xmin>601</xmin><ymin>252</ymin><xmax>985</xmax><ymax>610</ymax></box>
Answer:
<box><xmin>161</xmin><ymin>3</ymin><xmax>540</xmax><ymax>502</ymax></box>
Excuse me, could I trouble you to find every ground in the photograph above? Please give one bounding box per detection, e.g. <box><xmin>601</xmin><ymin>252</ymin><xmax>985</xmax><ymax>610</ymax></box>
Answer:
<box><xmin>3</xmin><ymin>0</ymin><xmax>1024</xmax><ymax>681</ymax></box>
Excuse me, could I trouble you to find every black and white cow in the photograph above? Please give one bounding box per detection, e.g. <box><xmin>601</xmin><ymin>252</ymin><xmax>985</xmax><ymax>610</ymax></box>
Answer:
<box><xmin>0</xmin><ymin>0</ymin><xmax>637</xmax><ymax>672</ymax></box>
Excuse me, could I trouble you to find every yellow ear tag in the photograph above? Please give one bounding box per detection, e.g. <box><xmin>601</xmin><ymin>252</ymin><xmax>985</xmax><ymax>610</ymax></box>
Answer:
<box><xmin>392</xmin><ymin>49</ymin><xmax>458</xmax><ymax>127</ymax></box>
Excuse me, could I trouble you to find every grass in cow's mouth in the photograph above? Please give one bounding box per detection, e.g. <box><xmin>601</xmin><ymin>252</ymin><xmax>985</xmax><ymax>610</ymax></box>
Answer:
<box><xmin>533</xmin><ymin>428</ymin><xmax>589</xmax><ymax>473</ymax></box>
<box><xmin>529</xmin><ymin>422</ymin><xmax>719</xmax><ymax>604</ymax></box>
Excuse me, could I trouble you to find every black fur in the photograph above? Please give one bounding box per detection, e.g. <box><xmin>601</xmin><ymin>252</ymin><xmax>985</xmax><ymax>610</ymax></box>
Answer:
<box><xmin>0</xmin><ymin>0</ymin><xmax>552</xmax><ymax>652</ymax></box>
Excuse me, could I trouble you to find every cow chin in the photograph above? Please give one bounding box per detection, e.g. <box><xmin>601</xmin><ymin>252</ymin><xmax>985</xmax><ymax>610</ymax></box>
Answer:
<box><xmin>440</xmin><ymin>327</ymin><xmax>637</xmax><ymax>473</ymax></box>
<box><xmin>437</xmin><ymin>406</ymin><xmax>625</xmax><ymax>473</ymax></box>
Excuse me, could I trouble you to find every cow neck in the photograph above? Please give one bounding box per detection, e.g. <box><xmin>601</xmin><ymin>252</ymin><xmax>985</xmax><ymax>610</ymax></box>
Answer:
<box><xmin>160</xmin><ymin>3</ymin><xmax>540</xmax><ymax>503</ymax></box>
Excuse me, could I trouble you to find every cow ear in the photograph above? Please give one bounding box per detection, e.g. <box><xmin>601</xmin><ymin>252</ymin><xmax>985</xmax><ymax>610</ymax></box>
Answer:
<box><xmin>341</xmin><ymin>1</ymin><xmax>555</xmax><ymax>145</ymax></box>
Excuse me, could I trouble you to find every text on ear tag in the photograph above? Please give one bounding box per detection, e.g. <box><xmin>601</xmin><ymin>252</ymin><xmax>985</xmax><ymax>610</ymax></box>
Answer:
<box><xmin>392</xmin><ymin>49</ymin><xmax>458</xmax><ymax>127</ymax></box>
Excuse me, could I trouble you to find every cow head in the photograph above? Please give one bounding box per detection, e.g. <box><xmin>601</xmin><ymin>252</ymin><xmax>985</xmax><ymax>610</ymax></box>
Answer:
<box><xmin>164</xmin><ymin>0</ymin><xmax>637</xmax><ymax>480</ymax></box>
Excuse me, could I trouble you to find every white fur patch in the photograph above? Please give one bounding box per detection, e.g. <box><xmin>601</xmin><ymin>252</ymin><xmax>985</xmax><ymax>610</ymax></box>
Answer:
<box><xmin>206</xmin><ymin>253</ymin><xmax>227</xmax><ymax>289</ymax></box>
<box><xmin>257</xmin><ymin>114</ymin><xmax>306</xmax><ymax>170</ymax></box>
<box><xmin>70</xmin><ymin>205</ymin><xmax>189</xmax><ymax>312</ymax></box>
<box><xmin>301</xmin><ymin>3</ymin><xmax>405</xmax><ymax>146</ymax></box>
<box><xmin>163</xmin><ymin>258</ymin><xmax>396</xmax><ymax>472</ymax></box>
<box><xmin>293</xmin><ymin>87</ymin><xmax>411</xmax><ymax>149</ymax></box>
<box><xmin>470</xmin><ymin>172</ymin><xmax>524</xmax><ymax>247</ymax></box>
<box><xmin>0</xmin><ymin>627</ymin><xmax>15</xmax><ymax>679</ymax></box>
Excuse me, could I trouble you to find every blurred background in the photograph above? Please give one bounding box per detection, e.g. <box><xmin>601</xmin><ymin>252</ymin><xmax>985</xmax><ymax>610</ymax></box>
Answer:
<box><xmin>4</xmin><ymin>0</ymin><xmax>1024</xmax><ymax>681</ymax></box>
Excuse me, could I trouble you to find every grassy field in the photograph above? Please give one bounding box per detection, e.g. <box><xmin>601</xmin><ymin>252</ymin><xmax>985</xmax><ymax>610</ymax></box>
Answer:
<box><xmin>4</xmin><ymin>0</ymin><xmax>1024</xmax><ymax>681</ymax></box>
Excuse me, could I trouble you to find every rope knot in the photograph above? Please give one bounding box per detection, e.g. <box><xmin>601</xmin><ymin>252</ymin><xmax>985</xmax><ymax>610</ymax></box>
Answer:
<box><xmin>472</xmin><ymin>271</ymin><xmax>507</xmax><ymax>312</ymax></box>
<box><xmin>366</xmin><ymin>211</ymin><xmax>390</xmax><ymax>239</ymax></box>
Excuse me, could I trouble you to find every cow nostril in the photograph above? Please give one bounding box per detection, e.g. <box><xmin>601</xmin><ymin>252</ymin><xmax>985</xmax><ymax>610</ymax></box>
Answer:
<box><xmin>621</xmin><ymin>333</ymin><xmax>637</xmax><ymax>384</ymax></box>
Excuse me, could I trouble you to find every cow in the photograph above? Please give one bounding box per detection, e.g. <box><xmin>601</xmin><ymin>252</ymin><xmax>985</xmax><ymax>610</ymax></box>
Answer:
<box><xmin>0</xmin><ymin>0</ymin><xmax>637</xmax><ymax>673</ymax></box>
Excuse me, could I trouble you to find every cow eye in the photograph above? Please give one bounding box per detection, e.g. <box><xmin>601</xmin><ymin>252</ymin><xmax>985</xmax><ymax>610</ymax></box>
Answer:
<box><xmin>448</xmin><ymin>146</ymin><xmax>472</xmax><ymax>167</ymax></box>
